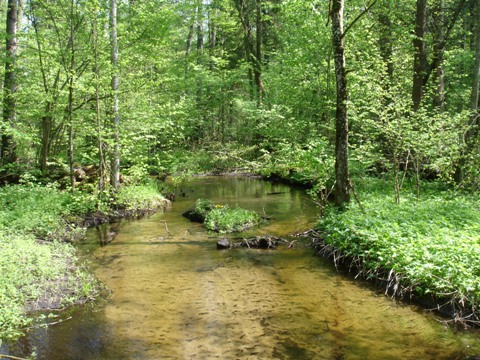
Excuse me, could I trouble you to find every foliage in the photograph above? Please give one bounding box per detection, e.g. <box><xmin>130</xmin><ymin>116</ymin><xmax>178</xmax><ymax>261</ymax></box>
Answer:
<box><xmin>192</xmin><ymin>198</ymin><xmax>216</xmax><ymax>221</ymax></box>
<box><xmin>204</xmin><ymin>205</ymin><xmax>261</xmax><ymax>233</ymax></box>
<box><xmin>0</xmin><ymin>231</ymin><xmax>98</xmax><ymax>341</ymax></box>
<box><xmin>257</xmin><ymin>139</ymin><xmax>334</xmax><ymax>192</ymax></box>
<box><xmin>0</xmin><ymin>184</ymin><xmax>96</xmax><ymax>240</ymax></box>
<box><xmin>189</xmin><ymin>199</ymin><xmax>261</xmax><ymax>233</ymax></box>
<box><xmin>317</xmin><ymin>178</ymin><xmax>480</xmax><ymax>323</ymax></box>
<box><xmin>114</xmin><ymin>181</ymin><xmax>167</xmax><ymax>212</ymax></box>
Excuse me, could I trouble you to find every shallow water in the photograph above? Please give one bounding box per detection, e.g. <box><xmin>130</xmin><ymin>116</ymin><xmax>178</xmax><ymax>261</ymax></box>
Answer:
<box><xmin>3</xmin><ymin>176</ymin><xmax>480</xmax><ymax>359</ymax></box>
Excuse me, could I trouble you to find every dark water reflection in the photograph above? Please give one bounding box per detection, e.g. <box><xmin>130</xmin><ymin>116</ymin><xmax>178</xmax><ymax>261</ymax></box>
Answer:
<box><xmin>3</xmin><ymin>176</ymin><xmax>480</xmax><ymax>359</ymax></box>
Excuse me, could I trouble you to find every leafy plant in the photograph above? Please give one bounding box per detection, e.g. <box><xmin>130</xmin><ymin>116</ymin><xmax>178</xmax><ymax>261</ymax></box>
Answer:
<box><xmin>204</xmin><ymin>205</ymin><xmax>261</xmax><ymax>233</ymax></box>
<box><xmin>186</xmin><ymin>199</ymin><xmax>261</xmax><ymax>233</ymax></box>
<box><xmin>316</xmin><ymin>177</ymin><xmax>480</xmax><ymax>324</ymax></box>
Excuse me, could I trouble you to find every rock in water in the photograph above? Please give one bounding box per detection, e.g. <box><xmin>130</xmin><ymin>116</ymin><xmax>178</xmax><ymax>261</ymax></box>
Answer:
<box><xmin>217</xmin><ymin>238</ymin><xmax>231</xmax><ymax>249</ymax></box>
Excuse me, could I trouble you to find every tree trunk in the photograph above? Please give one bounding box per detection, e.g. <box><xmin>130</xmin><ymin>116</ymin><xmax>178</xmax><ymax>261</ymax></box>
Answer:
<box><xmin>68</xmin><ymin>0</ymin><xmax>75</xmax><ymax>190</ymax></box>
<box><xmin>470</xmin><ymin>1</ymin><xmax>480</xmax><ymax>114</ymax></box>
<box><xmin>331</xmin><ymin>0</ymin><xmax>350</xmax><ymax>208</ymax></box>
<box><xmin>2</xmin><ymin>0</ymin><xmax>18</xmax><ymax>164</ymax></box>
<box><xmin>196</xmin><ymin>1</ymin><xmax>204</xmax><ymax>106</ymax></box>
<box><xmin>254</xmin><ymin>0</ymin><xmax>263</xmax><ymax>107</ymax></box>
<box><xmin>110</xmin><ymin>0</ymin><xmax>120</xmax><ymax>190</ymax></box>
<box><xmin>432</xmin><ymin>0</ymin><xmax>445</xmax><ymax>111</ymax></box>
<box><xmin>92</xmin><ymin>6</ymin><xmax>106</xmax><ymax>195</ymax></box>
<box><xmin>412</xmin><ymin>0</ymin><xmax>428</xmax><ymax>111</ymax></box>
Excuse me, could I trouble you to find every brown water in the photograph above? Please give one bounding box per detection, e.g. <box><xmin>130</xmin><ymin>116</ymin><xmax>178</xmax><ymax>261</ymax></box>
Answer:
<box><xmin>3</xmin><ymin>176</ymin><xmax>480</xmax><ymax>359</ymax></box>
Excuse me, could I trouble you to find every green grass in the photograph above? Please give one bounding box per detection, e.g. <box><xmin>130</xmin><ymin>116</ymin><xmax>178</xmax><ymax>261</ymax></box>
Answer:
<box><xmin>317</xmin><ymin>178</ymin><xmax>480</xmax><ymax>323</ymax></box>
<box><xmin>0</xmin><ymin>184</ymin><xmax>96</xmax><ymax>240</ymax></box>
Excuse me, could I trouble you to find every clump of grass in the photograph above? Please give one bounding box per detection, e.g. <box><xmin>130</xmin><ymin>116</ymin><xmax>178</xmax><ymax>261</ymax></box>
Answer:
<box><xmin>316</xmin><ymin>178</ymin><xmax>480</xmax><ymax>324</ymax></box>
<box><xmin>204</xmin><ymin>205</ymin><xmax>261</xmax><ymax>233</ymax></box>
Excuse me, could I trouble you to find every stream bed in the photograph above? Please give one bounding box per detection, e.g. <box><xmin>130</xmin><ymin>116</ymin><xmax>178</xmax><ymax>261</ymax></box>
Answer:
<box><xmin>3</xmin><ymin>176</ymin><xmax>480</xmax><ymax>359</ymax></box>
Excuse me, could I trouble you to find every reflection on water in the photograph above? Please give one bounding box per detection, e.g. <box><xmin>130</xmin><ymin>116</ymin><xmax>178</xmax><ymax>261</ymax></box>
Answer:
<box><xmin>3</xmin><ymin>176</ymin><xmax>480</xmax><ymax>359</ymax></box>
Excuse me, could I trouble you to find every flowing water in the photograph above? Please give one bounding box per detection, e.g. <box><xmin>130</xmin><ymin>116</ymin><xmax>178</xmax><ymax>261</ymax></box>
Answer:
<box><xmin>3</xmin><ymin>176</ymin><xmax>480</xmax><ymax>359</ymax></box>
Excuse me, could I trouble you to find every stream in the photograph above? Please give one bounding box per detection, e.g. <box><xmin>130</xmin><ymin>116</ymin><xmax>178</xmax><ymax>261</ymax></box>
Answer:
<box><xmin>3</xmin><ymin>176</ymin><xmax>480</xmax><ymax>359</ymax></box>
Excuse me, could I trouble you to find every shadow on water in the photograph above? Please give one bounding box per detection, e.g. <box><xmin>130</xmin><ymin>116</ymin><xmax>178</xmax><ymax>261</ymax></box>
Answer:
<box><xmin>3</xmin><ymin>176</ymin><xmax>480</xmax><ymax>359</ymax></box>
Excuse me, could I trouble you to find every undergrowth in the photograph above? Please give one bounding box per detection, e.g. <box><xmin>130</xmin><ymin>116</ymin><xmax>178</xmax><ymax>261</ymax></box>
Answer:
<box><xmin>0</xmin><ymin>179</ymin><xmax>166</xmax><ymax>341</ymax></box>
<box><xmin>316</xmin><ymin>177</ymin><xmax>480</xmax><ymax>325</ymax></box>
<box><xmin>0</xmin><ymin>231</ymin><xmax>98</xmax><ymax>341</ymax></box>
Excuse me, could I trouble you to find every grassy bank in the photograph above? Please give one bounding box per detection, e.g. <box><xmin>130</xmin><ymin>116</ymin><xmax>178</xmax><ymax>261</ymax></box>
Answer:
<box><xmin>316</xmin><ymin>178</ymin><xmax>480</xmax><ymax>325</ymax></box>
<box><xmin>0</xmin><ymin>180</ymin><xmax>167</xmax><ymax>341</ymax></box>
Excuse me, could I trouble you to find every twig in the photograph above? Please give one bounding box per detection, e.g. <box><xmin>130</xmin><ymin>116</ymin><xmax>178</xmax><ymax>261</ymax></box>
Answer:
<box><xmin>26</xmin><ymin>316</ymin><xmax>73</xmax><ymax>330</ymax></box>
<box><xmin>342</xmin><ymin>0</ymin><xmax>378</xmax><ymax>39</ymax></box>
<box><xmin>349</xmin><ymin>181</ymin><xmax>366</xmax><ymax>214</ymax></box>
<box><xmin>159</xmin><ymin>220</ymin><xmax>170</xmax><ymax>235</ymax></box>
<box><xmin>0</xmin><ymin>354</ymin><xmax>30</xmax><ymax>360</ymax></box>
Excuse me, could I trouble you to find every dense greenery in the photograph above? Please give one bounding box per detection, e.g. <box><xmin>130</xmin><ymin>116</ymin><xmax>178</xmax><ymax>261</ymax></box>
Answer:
<box><xmin>204</xmin><ymin>205</ymin><xmax>261</xmax><ymax>233</ymax></box>
<box><xmin>0</xmin><ymin>0</ymin><xmax>479</xmax><ymax>336</ymax></box>
<box><xmin>0</xmin><ymin>231</ymin><xmax>96</xmax><ymax>341</ymax></box>
<box><xmin>188</xmin><ymin>198</ymin><xmax>262</xmax><ymax>233</ymax></box>
<box><xmin>317</xmin><ymin>178</ymin><xmax>480</xmax><ymax>323</ymax></box>
<box><xmin>0</xmin><ymin>182</ymin><xmax>166</xmax><ymax>341</ymax></box>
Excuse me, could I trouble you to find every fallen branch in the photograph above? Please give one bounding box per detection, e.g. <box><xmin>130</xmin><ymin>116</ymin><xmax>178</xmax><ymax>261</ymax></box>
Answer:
<box><xmin>0</xmin><ymin>354</ymin><xmax>30</xmax><ymax>360</ymax></box>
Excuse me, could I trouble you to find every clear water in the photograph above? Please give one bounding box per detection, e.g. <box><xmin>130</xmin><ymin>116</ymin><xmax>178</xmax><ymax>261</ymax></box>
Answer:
<box><xmin>3</xmin><ymin>176</ymin><xmax>480</xmax><ymax>359</ymax></box>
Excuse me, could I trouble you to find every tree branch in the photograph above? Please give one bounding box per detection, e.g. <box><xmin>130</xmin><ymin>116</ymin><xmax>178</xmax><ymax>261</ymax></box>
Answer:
<box><xmin>342</xmin><ymin>0</ymin><xmax>378</xmax><ymax>39</ymax></box>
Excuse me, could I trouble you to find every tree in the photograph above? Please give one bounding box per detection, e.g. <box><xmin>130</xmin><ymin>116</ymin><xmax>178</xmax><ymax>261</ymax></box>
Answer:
<box><xmin>2</xmin><ymin>0</ymin><xmax>18</xmax><ymax>164</ymax></box>
<box><xmin>412</xmin><ymin>0</ymin><xmax>427</xmax><ymax>111</ymax></box>
<box><xmin>110</xmin><ymin>0</ymin><xmax>120</xmax><ymax>189</ymax></box>
<box><xmin>331</xmin><ymin>0</ymin><xmax>350</xmax><ymax>207</ymax></box>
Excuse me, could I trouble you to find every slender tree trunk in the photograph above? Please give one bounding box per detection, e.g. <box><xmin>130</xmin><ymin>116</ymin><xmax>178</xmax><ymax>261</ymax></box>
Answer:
<box><xmin>2</xmin><ymin>0</ymin><xmax>18</xmax><ymax>164</ymax></box>
<box><xmin>331</xmin><ymin>0</ymin><xmax>350</xmax><ymax>208</ymax></box>
<box><xmin>470</xmin><ymin>1</ymin><xmax>480</xmax><ymax>114</ymax></box>
<box><xmin>196</xmin><ymin>1</ymin><xmax>204</xmax><ymax>106</ymax></box>
<box><xmin>110</xmin><ymin>0</ymin><xmax>120</xmax><ymax>190</ymax></box>
<box><xmin>412</xmin><ymin>0</ymin><xmax>428</xmax><ymax>111</ymax></box>
<box><xmin>92</xmin><ymin>7</ymin><xmax>105</xmax><ymax>195</ymax></box>
<box><xmin>68</xmin><ymin>0</ymin><xmax>75</xmax><ymax>190</ymax></box>
<box><xmin>254</xmin><ymin>0</ymin><xmax>263</xmax><ymax>107</ymax></box>
<box><xmin>185</xmin><ymin>6</ymin><xmax>197</xmax><ymax>79</ymax></box>
<box><xmin>16</xmin><ymin>0</ymin><xmax>22</xmax><ymax>32</ymax></box>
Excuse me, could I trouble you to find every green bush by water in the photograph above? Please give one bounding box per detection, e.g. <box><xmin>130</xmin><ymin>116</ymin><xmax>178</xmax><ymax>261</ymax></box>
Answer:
<box><xmin>204</xmin><ymin>205</ymin><xmax>261</xmax><ymax>233</ymax></box>
<box><xmin>317</xmin><ymin>178</ymin><xmax>480</xmax><ymax>322</ymax></box>
<box><xmin>191</xmin><ymin>199</ymin><xmax>261</xmax><ymax>233</ymax></box>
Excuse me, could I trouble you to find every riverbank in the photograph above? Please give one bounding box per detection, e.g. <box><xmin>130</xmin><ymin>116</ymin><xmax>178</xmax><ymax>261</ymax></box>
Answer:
<box><xmin>313</xmin><ymin>177</ymin><xmax>480</xmax><ymax>326</ymax></box>
<box><xmin>0</xmin><ymin>181</ymin><xmax>168</xmax><ymax>341</ymax></box>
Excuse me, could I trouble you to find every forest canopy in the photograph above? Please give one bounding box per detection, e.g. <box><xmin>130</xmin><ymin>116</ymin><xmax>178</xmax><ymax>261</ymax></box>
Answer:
<box><xmin>0</xmin><ymin>0</ymin><xmax>478</xmax><ymax>200</ymax></box>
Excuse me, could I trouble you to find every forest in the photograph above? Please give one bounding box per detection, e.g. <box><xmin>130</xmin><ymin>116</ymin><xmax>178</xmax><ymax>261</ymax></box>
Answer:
<box><xmin>1</xmin><ymin>0</ymin><xmax>480</xmax><ymax>348</ymax></box>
